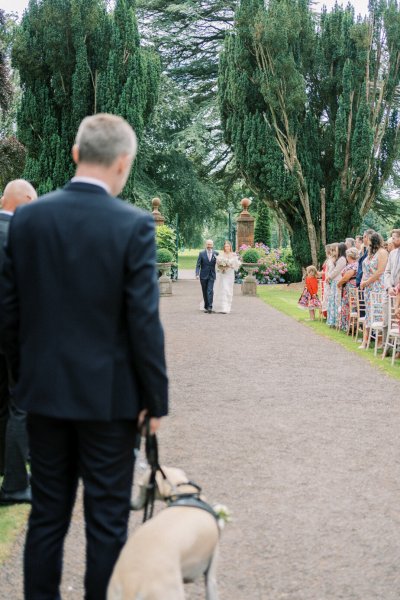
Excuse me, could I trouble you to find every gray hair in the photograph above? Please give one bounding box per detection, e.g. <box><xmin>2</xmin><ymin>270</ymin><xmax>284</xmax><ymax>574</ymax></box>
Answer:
<box><xmin>345</xmin><ymin>237</ymin><xmax>355</xmax><ymax>247</ymax></box>
<box><xmin>75</xmin><ymin>114</ymin><xmax>137</xmax><ymax>166</ymax></box>
<box><xmin>346</xmin><ymin>247</ymin><xmax>358</xmax><ymax>259</ymax></box>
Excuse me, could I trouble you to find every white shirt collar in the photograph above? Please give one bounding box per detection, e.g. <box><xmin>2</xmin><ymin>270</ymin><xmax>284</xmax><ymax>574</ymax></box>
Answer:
<box><xmin>71</xmin><ymin>176</ymin><xmax>110</xmax><ymax>194</ymax></box>
<box><xmin>0</xmin><ymin>209</ymin><xmax>13</xmax><ymax>216</ymax></box>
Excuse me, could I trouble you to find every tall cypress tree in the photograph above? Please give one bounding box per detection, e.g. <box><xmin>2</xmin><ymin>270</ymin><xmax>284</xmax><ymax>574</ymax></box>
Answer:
<box><xmin>13</xmin><ymin>0</ymin><xmax>160</xmax><ymax>197</ymax></box>
<box><xmin>97</xmin><ymin>0</ymin><xmax>160</xmax><ymax>199</ymax></box>
<box><xmin>219</xmin><ymin>0</ymin><xmax>400</xmax><ymax>266</ymax></box>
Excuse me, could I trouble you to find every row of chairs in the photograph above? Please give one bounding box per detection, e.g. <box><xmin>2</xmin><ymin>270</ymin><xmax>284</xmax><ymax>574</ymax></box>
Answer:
<box><xmin>320</xmin><ymin>283</ymin><xmax>400</xmax><ymax>365</ymax></box>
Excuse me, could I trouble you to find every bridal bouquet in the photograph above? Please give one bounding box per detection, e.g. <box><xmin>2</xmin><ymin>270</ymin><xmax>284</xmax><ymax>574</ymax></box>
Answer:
<box><xmin>216</xmin><ymin>256</ymin><xmax>231</xmax><ymax>273</ymax></box>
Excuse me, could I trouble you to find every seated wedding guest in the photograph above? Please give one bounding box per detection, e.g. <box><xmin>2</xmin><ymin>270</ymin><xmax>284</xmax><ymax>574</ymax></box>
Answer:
<box><xmin>337</xmin><ymin>247</ymin><xmax>359</xmax><ymax>332</ymax></box>
<box><xmin>345</xmin><ymin>237</ymin><xmax>355</xmax><ymax>249</ymax></box>
<box><xmin>359</xmin><ymin>232</ymin><xmax>388</xmax><ymax>349</ymax></box>
<box><xmin>355</xmin><ymin>235</ymin><xmax>363</xmax><ymax>251</ymax></box>
<box><xmin>356</xmin><ymin>229</ymin><xmax>375</xmax><ymax>288</ymax></box>
<box><xmin>383</xmin><ymin>229</ymin><xmax>400</xmax><ymax>345</ymax></box>
<box><xmin>0</xmin><ymin>179</ymin><xmax>37</xmax><ymax>506</ymax></box>
<box><xmin>326</xmin><ymin>242</ymin><xmax>347</xmax><ymax>327</ymax></box>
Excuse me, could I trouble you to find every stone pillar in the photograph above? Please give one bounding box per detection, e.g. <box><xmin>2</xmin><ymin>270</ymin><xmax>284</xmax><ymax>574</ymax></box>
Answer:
<box><xmin>236</xmin><ymin>198</ymin><xmax>255</xmax><ymax>250</ymax></box>
<box><xmin>158</xmin><ymin>267</ymin><xmax>172</xmax><ymax>297</ymax></box>
<box><xmin>152</xmin><ymin>197</ymin><xmax>165</xmax><ymax>227</ymax></box>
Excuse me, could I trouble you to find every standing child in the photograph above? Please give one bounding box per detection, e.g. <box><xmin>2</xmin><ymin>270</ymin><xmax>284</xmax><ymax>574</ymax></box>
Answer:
<box><xmin>298</xmin><ymin>266</ymin><xmax>322</xmax><ymax>320</ymax></box>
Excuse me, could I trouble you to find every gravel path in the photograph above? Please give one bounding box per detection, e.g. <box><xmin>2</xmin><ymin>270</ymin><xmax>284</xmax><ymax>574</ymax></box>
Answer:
<box><xmin>1</xmin><ymin>280</ymin><xmax>399</xmax><ymax>599</ymax></box>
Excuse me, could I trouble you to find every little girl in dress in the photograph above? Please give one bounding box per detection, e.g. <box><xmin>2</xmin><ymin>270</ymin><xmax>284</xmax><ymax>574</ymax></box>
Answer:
<box><xmin>298</xmin><ymin>265</ymin><xmax>322</xmax><ymax>321</ymax></box>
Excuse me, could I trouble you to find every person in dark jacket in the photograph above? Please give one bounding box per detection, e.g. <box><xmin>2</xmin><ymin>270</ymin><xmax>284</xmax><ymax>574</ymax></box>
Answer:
<box><xmin>0</xmin><ymin>114</ymin><xmax>168</xmax><ymax>600</ymax></box>
<box><xmin>196</xmin><ymin>240</ymin><xmax>218</xmax><ymax>313</ymax></box>
<box><xmin>0</xmin><ymin>179</ymin><xmax>37</xmax><ymax>506</ymax></box>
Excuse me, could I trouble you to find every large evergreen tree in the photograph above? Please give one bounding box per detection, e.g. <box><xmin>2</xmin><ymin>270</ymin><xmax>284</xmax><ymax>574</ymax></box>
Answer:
<box><xmin>219</xmin><ymin>0</ymin><xmax>400</xmax><ymax>266</ymax></box>
<box><xmin>137</xmin><ymin>1</ymin><xmax>240</xmax><ymax>201</ymax></box>
<box><xmin>0</xmin><ymin>9</ymin><xmax>26</xmax><ymax>190</ymax></box>
<box><xmin>12</xmin><ymin>0</ymin><xmax>159</xmax><ymax>197</ymax></box>
<box><xmin>0</xmin><ymin>9</ymin><xmax>11</xmax><ymax>114</ymax></box>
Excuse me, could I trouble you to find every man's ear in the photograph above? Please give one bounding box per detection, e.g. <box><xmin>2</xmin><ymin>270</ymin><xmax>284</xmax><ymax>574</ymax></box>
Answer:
<box><xmin>116</xmin><ymin>154</ymin><xmax>131</xmax><ymax>175</ymax></box>
<box><xmin>72</xmin><ymin>144</ymin><xmax>79</xmax><ymax>165</ymax></box>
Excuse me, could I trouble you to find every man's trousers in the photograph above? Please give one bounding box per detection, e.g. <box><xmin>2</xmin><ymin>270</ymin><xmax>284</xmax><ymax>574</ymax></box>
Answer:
<box><xmin>24</xmin><ymin>415</ymin><xmax>137</xmax><ymax>600</ymax></box>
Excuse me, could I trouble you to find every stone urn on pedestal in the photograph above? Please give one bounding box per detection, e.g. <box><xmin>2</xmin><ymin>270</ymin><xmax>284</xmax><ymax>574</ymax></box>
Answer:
<box><xmin>156</xmin><ymin>248</ymin><xmax>173</xmax><ymax>297</ymax></box>
<box><xmin>241</xmin><ymin>248</ymin><xmax>260</xmax><ymax>297</ymax></box>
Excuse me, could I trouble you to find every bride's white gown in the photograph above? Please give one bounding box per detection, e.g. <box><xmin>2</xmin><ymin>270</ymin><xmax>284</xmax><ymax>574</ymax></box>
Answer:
<box><xmin>213</xmin><ymin>254</ymin><xmax>241</xmax><ymax>314</ymax></box>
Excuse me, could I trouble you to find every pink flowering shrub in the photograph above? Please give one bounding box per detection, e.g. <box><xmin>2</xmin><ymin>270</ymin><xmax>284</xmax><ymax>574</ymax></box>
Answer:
<box><xmin>238</xmin><ymin>243</ymin><xmax>288</xmax><ymax>284</ymax></box>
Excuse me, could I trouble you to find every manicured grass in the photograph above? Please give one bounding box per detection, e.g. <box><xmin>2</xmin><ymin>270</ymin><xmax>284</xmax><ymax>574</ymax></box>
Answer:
<box><xmin>258</xmin><ymin>285</ymin><xmax>400</xmax><ymax>381</ymax></box>
<box><xmin>178</xmin><ymin>249</ymin><xmax>201</xmax><ymax>271</ymax></box>
<box><xmin>0</xmin><ymin>477</ymin><xmax>29</xmax><ymax>565</ymax></box>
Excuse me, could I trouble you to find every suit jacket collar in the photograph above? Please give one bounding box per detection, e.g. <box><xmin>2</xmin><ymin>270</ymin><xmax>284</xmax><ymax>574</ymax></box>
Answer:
<box><xmin>0</xmin><ymin>211</ymin><xmax>12</xmax><ymax>222</ymax></box>
<box><xmin>64</xmin><ymin>181</ymin><xmax>111</xmax><ymax>196</ymax></box>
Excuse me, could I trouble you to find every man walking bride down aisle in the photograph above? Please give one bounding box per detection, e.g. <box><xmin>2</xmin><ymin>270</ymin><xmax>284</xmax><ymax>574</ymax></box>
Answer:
<box><xmin>196</xmin><ymin>240</ymin><xmax>241</xmax><ymax>314</ymax></box>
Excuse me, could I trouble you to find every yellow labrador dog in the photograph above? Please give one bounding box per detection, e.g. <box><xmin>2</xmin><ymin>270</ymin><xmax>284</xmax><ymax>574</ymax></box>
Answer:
<box><xmin>107</xmin><ymin>467</ymin><xmax>222</xmax><ymax>600</ymax></box>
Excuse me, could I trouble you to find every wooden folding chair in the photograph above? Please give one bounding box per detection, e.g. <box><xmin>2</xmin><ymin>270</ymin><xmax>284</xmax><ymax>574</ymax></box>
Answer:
<box><xmin>367</xmin><ymin>292</ymin><xmax>384</xmax><ymax>355</ymax></box>
<box><xmin>382</xmin><ymin>296</ymin><xmax>400</xmax><ymax>365</ymax></box>
<box><xmin>347</xmin><ymin>287</ymin><xmax>358</xmax><ymax>337</ymax></box>
<box><xmin>355</xmin><ymin>288</ymin><xmax>366</xmax><ymax>342</ymax></box>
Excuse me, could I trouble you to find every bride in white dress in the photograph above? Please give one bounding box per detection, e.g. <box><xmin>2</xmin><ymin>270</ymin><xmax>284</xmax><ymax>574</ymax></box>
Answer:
<box><xmin>213</xmin><ymin>241</ymin><xmax>241</xmax><ymax>314</ymax></box>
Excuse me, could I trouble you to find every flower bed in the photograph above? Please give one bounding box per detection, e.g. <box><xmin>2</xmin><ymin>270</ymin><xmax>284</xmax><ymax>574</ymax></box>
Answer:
<box><xmin>238</xmin><ymin>243</ymin><xmax>288</xmax><ymax>284</ymax></box>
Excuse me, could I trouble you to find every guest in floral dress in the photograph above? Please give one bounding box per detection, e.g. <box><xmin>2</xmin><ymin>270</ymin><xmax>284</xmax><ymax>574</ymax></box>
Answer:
<box><xmin>326</xmin><ymin>242</ymin><xmax>347</xmax><ymax>327</ymax></box>
<box><xmin>337</xmin><ymin>247</ymin><xmax>359</xmax><ymax>332</ymax></box>
<box><xmin>359</xmin><ymin>232</ymin><xmax>388</xmax><ymax>349</ymax></box>
<box><xmin>298</xmin><ymin>265</ymin><xmax>321</xmax><ymax>320</ymax></box>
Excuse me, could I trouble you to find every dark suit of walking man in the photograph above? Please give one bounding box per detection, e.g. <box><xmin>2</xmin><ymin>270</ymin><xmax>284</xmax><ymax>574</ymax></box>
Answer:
<box><xmin>0</xmin><ymin>180</ymin><xmax>37</xmax><ymax>505</ymax></box>
<box><xmin>0</xmin><ymin>114</ymin><xmax>168</xmax><ymax>600</ymax></box>
<box><xmin>196</xmin><ymin>240</ymin><xmax>218</xmax><ymax>313</ymax></box>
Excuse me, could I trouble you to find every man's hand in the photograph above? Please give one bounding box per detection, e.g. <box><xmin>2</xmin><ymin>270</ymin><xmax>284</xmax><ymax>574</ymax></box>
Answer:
<box><xmin>137</xmin><ymin>409</ymin><xmax>162</xmax><ymax>435</ymax></box>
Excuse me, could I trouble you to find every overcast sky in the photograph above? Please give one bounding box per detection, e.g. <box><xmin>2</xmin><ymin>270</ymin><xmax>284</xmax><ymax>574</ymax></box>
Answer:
<box><xmin>2</xmin><ymin>0</ymin><xmax>370</xmax><ymax>19</ymax></box>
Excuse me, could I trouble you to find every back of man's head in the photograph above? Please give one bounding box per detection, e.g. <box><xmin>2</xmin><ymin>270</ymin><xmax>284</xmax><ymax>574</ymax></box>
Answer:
<box><xmin>1</xmin><ymin>179</ymin><xmax>37</xmax><ymax>213</ymax></box>
<box><xmin>75</xmin><ymin>114</ymin><xmax>137</xmax><ymax>167</ymax></box>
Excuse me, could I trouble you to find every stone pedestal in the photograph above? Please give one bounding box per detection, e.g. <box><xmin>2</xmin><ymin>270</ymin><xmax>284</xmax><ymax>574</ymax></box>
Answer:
<box><xmin>236</xmin><ymin>198</ymin><xmax>255</xmax><ymax>250</ymax></box>
<box><xmin>157</xmin><ymin>263</ymin><xmax>172</xmax><ymax>296</ymax></box>
<box><xmin>152</xmin><ymin>197</ymin><xmax>165</xmax><ymax>227</ymax></box>
<box><xmin>241</xmin><ymin>264</ymin><xmax>258</xmax><ymax>296</ymax></box>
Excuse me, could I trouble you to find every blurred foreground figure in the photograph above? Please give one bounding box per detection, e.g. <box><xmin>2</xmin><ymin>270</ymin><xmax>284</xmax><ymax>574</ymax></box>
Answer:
<box><xmin>0</xmin><ymin>115</ymin><xmax>168</xmax><ymax>600</ymax></box>
<box><xmin>0</xmin><ymin>179</ymin><xmax>37</xmax><ymax>506</ymax></box>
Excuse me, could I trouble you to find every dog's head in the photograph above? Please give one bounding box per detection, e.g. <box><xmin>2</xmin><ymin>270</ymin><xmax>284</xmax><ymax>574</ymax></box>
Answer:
<box><xmin>131</xmin><ymin>466</ymin><xmax>189</xmax><ymax>510</ymax></box>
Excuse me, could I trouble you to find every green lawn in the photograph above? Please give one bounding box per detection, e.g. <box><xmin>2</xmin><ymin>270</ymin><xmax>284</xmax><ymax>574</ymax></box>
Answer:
<box><xmin>178</xmin><ymin>249</ymin><xmax>201</xmax><ymax>271</ymax></box>
<box><xmin>258</xmin><ymin>285</ymin><xmax>400</xmax><ymax>381</ymax></box>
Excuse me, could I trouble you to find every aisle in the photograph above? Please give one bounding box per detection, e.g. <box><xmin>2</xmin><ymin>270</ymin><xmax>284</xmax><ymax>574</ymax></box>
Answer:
<box><xmin>1</xmin><ymin>280</ymin><xmax>399</xmax><ymax>599</ymax></box>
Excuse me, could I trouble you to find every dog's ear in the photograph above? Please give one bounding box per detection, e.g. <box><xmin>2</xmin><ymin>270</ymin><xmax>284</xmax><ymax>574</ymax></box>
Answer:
<box><xmin>155</xmin><ymin>467</ymin><xmax>189</xmax><ymax>500</ymax></box>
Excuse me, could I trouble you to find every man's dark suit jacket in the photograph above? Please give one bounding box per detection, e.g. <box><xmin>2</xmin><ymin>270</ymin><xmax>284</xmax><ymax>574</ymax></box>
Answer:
<box><xmin>0</xmin><ymin>212</ymin><xmax>11</xmax><ymax>272</ymax></box>
<box><xmin>0</xmin><ymin>181</ymin><xmax>168</xmax><ymax>421</ymax></box>
<box><xmin>195</xmin><ymin>250</ymin><xmax>218</xmax><ymax>280</ymax></box>
<box><xmin>356</xmin><ymin>248</ymin><xmax>368</xmax><ymax>287</ymax></box>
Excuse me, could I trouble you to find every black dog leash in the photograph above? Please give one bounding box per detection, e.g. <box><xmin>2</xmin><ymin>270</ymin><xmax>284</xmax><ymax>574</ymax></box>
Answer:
<box><xmin>141</xmin><ymin>417</ymin><xmax>167</xmax><ymax>523</ymax></box>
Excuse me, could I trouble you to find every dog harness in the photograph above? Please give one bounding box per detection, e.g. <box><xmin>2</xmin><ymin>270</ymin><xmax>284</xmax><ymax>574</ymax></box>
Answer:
<box><xmin>166</xmin><ymin>483</ymin><xmax>219</xmax><ymax>524</ymax></box>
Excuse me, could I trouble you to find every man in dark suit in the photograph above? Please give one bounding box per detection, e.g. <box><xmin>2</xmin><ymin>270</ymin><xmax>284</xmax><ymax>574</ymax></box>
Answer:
<box><xmin>196</xmin><ymin>239</ymin><xmax>218</xmax><ymax>313</ymax></box>
<box><xmin>0</xmin><ymin>180</ymin><xmax>37</xmax><ymax>506</ymax></box>
<box><xmin>0</xmin><ymin>114</ymin><xmax>168</xmax><ymax>600</ymax></box>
